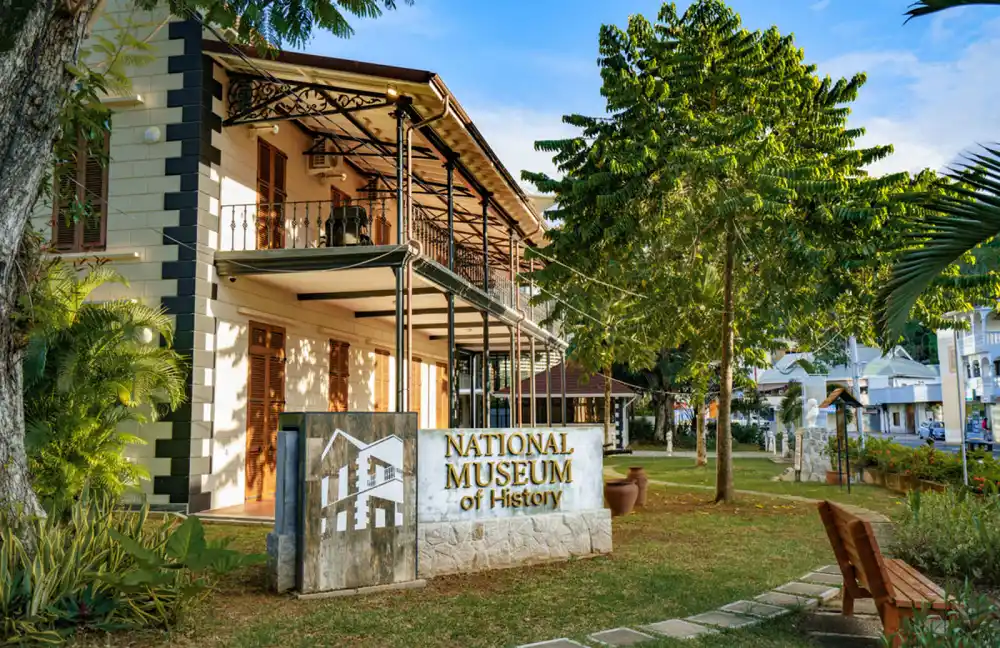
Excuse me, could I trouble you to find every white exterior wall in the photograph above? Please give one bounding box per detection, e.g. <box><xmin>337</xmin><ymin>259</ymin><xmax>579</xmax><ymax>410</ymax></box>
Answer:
<box><xmin>208</xmin><ymin>277</ymin><xmax>449</xmax><ymax>510</ymax></box>
<box><xmin>938</xmin><ymin>329</ymin><xmax>963</xmax><ymax>443</ymax></box>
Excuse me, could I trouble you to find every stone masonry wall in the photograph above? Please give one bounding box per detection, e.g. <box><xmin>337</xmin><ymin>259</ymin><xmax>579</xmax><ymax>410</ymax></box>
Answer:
<box><xmin>417</xmin><ymin>510</ymin><xmax>612</xmax><ymax>579</ymax></box>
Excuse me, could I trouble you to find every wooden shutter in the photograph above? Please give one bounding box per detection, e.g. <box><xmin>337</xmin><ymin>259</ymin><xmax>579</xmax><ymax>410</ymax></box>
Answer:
<box><xmin>436</xmin><ymin>362</ymin><xmax>449</xmax><ymax>428</ymax></box>
<box><xmin>374</xmin><ymin>349</ymin><xmax>390</xmax><ymax>412</ymax></box>
<box><xmin>410</xmin><ymin>357</ymin><xmax>422</xmax><ymax>426</ymax></box>
<box><xmin>53</xmin><ymin>130</ymin><xmax>108</xmax><ymax>252</ymax></box>
<box><xmin>245</xmin><ymin>322</ymin><xmax>285</xmax><ymax>501</ymax></box>
<box><xmin>256</xmin><ymin>139</ymin><xmax>287</xmax><ymax>249</ymax></box>
<box><xmin>328</xmin><ymin>339</ymin><xmax>350</xmax><ymax>412</ymax></box>
<box><xmin>330</xmin><ymin>186</ymin><xmax>350</xmax><ymax>207</ymax></box>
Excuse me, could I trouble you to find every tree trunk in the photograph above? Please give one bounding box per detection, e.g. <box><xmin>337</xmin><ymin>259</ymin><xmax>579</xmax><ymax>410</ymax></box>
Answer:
<box><xmin>0</xmin><ymin>0</ymin><xmax>104</xmax><ymax>534</ymax></box>
<box><xmin>652</xmin><ymin>392</ymin><xmax>666</xmax><ymax>442</ymax></box>
<box><xmin>695</xmin><ymin>400</ymin><xmax>707</xmax><ymax>467</ymax></box>
<box><xmin>603</xmin><ymin>365</ymin><xmax>613</xmax><ymax>448</ymax></box>
<box><xmin>664</xmin><ymin>392</ymin><xmax>674</xmax><ymax>454</ymax></box>
<box><xmin>715</xmin><ymin>224</ymin><xmax>736</xmax><ymax>503</ymax></box>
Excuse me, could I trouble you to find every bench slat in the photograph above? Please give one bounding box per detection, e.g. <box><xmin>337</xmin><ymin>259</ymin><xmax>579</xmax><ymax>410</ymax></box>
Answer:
<box><xmin>886</xmin><ymin>560</ymin><xmax>948</xmax><ymax>610</ymax></box>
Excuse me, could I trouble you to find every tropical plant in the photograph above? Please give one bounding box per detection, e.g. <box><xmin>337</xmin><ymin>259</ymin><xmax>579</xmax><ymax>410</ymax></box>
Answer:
<box><xmin>0</xmin><ymin>488</ymin><xmax>263</xmax><ymax>644</ymax></box>
<box><xmin>893</xmin><ymin>488</ymin><xmax>1000</xmax><ymax>586</ymax></box>
<box><xmin>905</xmin><ymin>0</ymin><xmax>1000</xmax><ymax>19</ymax></box>
<box><xmin>23</xmin><ymin>263</ymin><xmax>185</xmax><ymax>513</ymax></box>
<box><xmin>897</xmin><ymin>580</ymin><xmax>1000</xmax><ymax>648</ymax></box>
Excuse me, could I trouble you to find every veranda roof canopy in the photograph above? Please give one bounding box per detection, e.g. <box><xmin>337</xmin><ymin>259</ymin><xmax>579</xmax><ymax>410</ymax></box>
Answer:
<box><xmin>203</xmin><ymin>40</ymin><xmax>548</xmax><ymax>268</ymax></box>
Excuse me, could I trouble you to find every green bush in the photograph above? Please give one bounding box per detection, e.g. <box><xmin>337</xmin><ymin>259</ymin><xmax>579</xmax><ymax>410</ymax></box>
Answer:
<box><xmin>23</xmin><ymin>263</ymin><xmax>186</xmax><ymax>513</ymax></box>
<box><xmin>731</xmin><ymin>422</ymin><xmax>763</xmax><ymax>447</ymax></box>
<box><xmin>892</xmin><ymin>489</ymin><xmax>1000</xmax><ymax>586</ymax></box>
<box><xmin>898</xmin><ymin>581</ymin><xmax>1000</xmax><ymax>647</ymax></box>
<box><xmin>0</xmin><ymin>490</ymin><xmax>263</xmax><ymax>644</ymax></box>
<box><xmin>628</xmin><ymin>417</ymin><xmax>655</xmax><ymax>444</ymax></box>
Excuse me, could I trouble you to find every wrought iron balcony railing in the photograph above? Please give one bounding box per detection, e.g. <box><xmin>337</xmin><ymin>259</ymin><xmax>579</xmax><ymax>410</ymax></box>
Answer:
<box><xmin>220</xmin><ymin>200</ymin><xmax>392</xmax><ymax>252</ymax></box>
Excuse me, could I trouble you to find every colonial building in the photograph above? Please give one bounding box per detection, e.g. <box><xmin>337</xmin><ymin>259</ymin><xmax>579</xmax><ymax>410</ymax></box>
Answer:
<box><xmin>35</xmin><ymin>3</ymin><xmax>568</xmax><ymax>515</ymax></box>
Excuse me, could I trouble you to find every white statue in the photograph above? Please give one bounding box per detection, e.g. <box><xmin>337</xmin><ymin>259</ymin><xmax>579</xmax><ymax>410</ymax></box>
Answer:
<box><xmin>805</xmin><ymin>398</ymin><xmax>819</xmax><ymax>429</ymax></box>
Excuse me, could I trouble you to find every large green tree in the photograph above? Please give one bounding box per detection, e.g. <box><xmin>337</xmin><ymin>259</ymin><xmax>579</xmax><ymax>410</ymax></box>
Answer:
<box><xmin>0</xmin><ymin>0</ymin><xmax>409</xmax><ymax>529</ymax></box>
<box><xmin>528</xmin><ymin>0</ymin><xmax>952</xmax><ymax>502</ymax></box>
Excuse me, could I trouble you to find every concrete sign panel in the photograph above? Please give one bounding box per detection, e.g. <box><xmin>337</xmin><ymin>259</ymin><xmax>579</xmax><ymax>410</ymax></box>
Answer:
<box><xmin>417</xmin><ymin>427</ymin><xmax>604</xmax><ymax>523</ymax></box>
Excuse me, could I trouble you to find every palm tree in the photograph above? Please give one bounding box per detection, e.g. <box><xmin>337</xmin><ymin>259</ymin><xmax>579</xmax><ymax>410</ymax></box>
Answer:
<box><xmin>23</xmin><ymin>263</ymin><xmax>185</xmax><ymax>512</ymax></box>
<box><xmin>877</xmin><ymin>3</ymin><xmax>1000</xmax><ymax>341</ymax></box>
<box><xmin>906</xmin><ymin>1</ymin><xmax>1000</xmax><ymax>19</ymax></box>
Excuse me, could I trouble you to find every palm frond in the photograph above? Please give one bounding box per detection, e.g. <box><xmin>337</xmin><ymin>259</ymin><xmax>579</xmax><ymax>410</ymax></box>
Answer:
<box><xmin>877</xmin><ymin>146</ymin><xmax>1000</xmax><ymax>343</ymax></box>
<box><xmin>906</xmin><ymin>0</ymin><xmax>1000</xmax><ymax>20</ymax></box>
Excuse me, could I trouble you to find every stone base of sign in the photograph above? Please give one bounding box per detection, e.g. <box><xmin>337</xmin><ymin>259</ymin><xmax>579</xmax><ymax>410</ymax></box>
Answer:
<box><xmin>266</xmin><ymin>531</ymin><xmax>297</xmax><ymax>593</ymax></box>
<box><xmin>417</xmin><ymin>509</ymin><xmax>612</xmax><ymax>578</ymax></box>
<box><xmin>799</xmin><ymin>426</ymin><xmax>831</xmax><ymax>482</ymax></box>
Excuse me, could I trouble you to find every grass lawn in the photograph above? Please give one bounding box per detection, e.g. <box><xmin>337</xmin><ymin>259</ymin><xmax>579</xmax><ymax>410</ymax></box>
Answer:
<box><xmin>605</xmin><ymin>456</ymin><xmax>905</xmax><ymax>516</ymax></box>
<box><xmin>629</xmin><ymin>442</ymin><xmax>764</xmax><ymax>453</ymax></box>
<box><xmin>71</xmin><ymin>485</ymin><xmax>838</xmax><ymax>648</ymax></box>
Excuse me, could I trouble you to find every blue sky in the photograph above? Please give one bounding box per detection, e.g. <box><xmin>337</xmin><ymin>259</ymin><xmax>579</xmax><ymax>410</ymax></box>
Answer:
<box><xmin>307</xmin><ymin>0</ymin><xmax>1000</xmax><ymax>189</ymax></box>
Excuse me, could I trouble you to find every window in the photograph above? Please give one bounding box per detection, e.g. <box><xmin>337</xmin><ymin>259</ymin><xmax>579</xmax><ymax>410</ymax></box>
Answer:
<box><xmin>256</xmin><ymin>139</ymin><xmax>287</xmax><ymax>249</ymax></box>
<box><xmin>330</xmin><ymin>186</ymin><xmax>351</xmax><ymax>207</ymax></box>
<box><xmin>374</xmin><ymin>349</ymin><xmax>391</xmax><ymax>412</ymax></box>
<box><xmin>328</xmin><ymin>339</ymin><xmax>350</xmax><ymax>412</ymax></box>
<box><xmin>52</xmin><ymin>130</ymin><xmax>109</xmax><ymax>252</ymax></box>
<box><xmin>436</xmin><ymin>362</ymin><xmax>450</xmax><ymax>428</ymax></box>
<box><xmin>892</xmin><ymin>412</ymin><xmax>900</xmax><ymax>427</ymax></box>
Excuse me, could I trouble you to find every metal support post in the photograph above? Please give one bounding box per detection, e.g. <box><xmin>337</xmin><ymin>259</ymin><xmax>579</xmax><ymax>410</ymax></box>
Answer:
<box><xmin>481</xmin><ymin>196</ymin><xmax>490</xmax><ymax>427</ymax></box>
<box><xmin>546</xmin><ymin>346</ymin><xmax>552</xmax><ymax>425</ymax></box>
<box><xmin>446</xmin><ymin>158</ymin><xmax>456</xmax><ymax>425</ymax></box>
<box><xmin>394</xmin><ymin>103</ymin><xmax>407</xmax><ymax>412</ymax></box>
<box><xmin>561</xmin><ymin>350</ymin><xmax>568</xmax><ymax>427</ymax></box>
<box><xmin>530</xmin><ymin>337</ymin><xmax>537</xmax><ymax>426</ymax></box>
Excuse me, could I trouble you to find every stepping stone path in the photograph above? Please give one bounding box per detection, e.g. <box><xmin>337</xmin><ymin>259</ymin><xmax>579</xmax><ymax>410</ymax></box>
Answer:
<box><xmin>515</xmin><ymin>565</ymin><xmax>855</xmax><ymax>646</ymax></box>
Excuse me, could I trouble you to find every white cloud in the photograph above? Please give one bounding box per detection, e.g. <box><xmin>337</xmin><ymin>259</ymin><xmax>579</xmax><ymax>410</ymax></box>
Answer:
<box><xmin>928</xmin><ymin>7</ymin><xmax>967</xmax><ymax>43</ymax></box>
<box><xmin>811</xmin><ymin>0</ymin><xmax>831</xmax><ymax>11</ymax></box>
<box><xmin>463</xmin><ymin>106</ymin><xmax>580</xmax><ymax>191</ymax></box>
<box><xmin>820</xmin><ymin>24</ymin><xmax>1000</xmax><ymax>175</ymax></box>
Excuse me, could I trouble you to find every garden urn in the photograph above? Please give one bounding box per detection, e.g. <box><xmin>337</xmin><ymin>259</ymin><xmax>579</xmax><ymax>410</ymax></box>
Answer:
<box><xmin>604</xmin><ymin>480</ymin><xmax>638</xmax><ymax>516</ymax></box>
<box><xmin>626</xmin><ymin>466</ymin><xmax>649</xmax><ymax>506</ymax></box>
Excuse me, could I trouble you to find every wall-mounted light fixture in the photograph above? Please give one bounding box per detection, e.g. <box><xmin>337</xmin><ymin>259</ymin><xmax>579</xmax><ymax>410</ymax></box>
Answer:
<box><xmin>250</xmin><ymin>123</ymin><xmax>280</xmax><ymax>136</ymax></box>
<box><xmin>386</xmin><ymin>84</ymin><xmax>399</xmax><ymax>100</ymax></box>
<box><xmin>143</xmin><ymin>126</ymin><xmax>161</xmax><ymax>144</ymax></box>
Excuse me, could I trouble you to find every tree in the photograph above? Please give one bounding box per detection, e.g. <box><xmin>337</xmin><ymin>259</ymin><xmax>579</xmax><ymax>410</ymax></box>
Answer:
<box><xmin>905</xmin><ymin>0</ymin><xmax>1000</xmax><ymax>18</ymax></box>
<box><xmin>875</xmin><ymin>2</ymin><xmax>1000</xmax><ymax>341</ymax></box>
<box><xmin>24</xmin><ymin>262</ymin><xmax>184</xmax><ymax>514</ymax></box>
<box><xmin>532</xmin><ymin>1</ymin><xmax>903</xmax><ymax>503</ymax></box>
<box><xmin>0</xmin><ymin>0</ymin><xmax>410</xmax><ymax>533</ymax></box>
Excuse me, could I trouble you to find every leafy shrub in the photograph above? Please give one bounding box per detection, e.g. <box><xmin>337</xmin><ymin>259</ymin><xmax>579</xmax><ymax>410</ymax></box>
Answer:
<box><xmin>0</xmin><ymin>490</ymin><xmax>263</xmax><ymax>644</ymax></box>
<box><xmin>731</xmin><ymin>422</ymin><xmax>763</xmax><ymax>447</ymax></box>
<box><xmin>23</xmin><ymin>263</ymin><xmax>186</xmax><ymax>513</ymax></box>
<box><xmin>892</xmin><ymin>489</ymin><xmax>1000</xmax><ymax>586</ymax></box>
<box><xmin>628</xmin><ymin>417</ymin><xmax>655</xmax><ymax>444</ymax></box>
<box><xmin>897</xmin><ymin>581</ymin><xmax>1000</xmax><ymax>647</ymax></box>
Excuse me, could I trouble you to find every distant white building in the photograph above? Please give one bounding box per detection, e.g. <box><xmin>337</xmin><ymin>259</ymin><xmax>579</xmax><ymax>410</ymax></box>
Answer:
<box><xmin>755</xmin><ymin>345</ymin><xmax>941</xmax><ymax>436</ymax></box>
<box><xmin>936</xmin><ymin>308</ymin><xmax>1000</xmax><ymax>443</ymax></box>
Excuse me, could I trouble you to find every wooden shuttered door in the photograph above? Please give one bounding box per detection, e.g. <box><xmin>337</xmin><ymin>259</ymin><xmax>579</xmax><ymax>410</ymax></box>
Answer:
<box><xmin>436</xmin><ymin>362</ymin><xmax>450</xmax><ymax>428</ymax></box>
<box><xmin>246</xmin><ymin>322</ymin><xmax>286</xmax><ymax>501</ymax></box>
<box><xmin>328</xmin><ymin>339</ymin><xmax>350</xmax><ymax>412</ymax></box>
<box><xmin>374</xmin><ymin>349</ymin><xmax>390</xmax><ymax>412</ymax></box>
<box><xmin>256</xmin><ymin>139</ymin><xmax>287</xmax><ymax>249</ymax></box>
<box><xmin>410</xmin><ymin>357</ymin><xmax>422</xmax><ymax>426</ymax></box>
<box><xmin>52</xmin><ymin>131</ymin><xmax>109</xmax><ymax>252</ymax></box>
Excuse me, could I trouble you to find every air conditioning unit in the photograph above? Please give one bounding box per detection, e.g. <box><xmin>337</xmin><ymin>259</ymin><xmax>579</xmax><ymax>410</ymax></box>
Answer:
<box><xmin>308</xmin><ymin>137</ymin><xmax>341</xmax><ymax>174</ymax></box>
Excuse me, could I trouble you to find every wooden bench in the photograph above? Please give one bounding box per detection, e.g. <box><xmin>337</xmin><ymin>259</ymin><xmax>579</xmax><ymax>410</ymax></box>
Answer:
<box><xmin>817</xmin><ymin>500</ymin><xmax>952</xmax><ymax>646</ymax></box>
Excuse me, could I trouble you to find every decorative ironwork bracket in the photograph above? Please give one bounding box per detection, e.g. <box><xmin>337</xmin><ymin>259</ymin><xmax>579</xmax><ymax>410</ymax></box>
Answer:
<box><xmin>224</xmin><ymin>74</ymin><xmax>391</xmax><ymax>126</ymax></box>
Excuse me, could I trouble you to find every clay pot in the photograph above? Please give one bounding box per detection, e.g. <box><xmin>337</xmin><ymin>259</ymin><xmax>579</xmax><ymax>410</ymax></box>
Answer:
<box><xmin>626</xmin><ymin>466</ymin><xmax>649</xmax><ymax>507</ymax></box>
<box><xmin>825</xmin><ymin>470</ymin><xmax>845</xmax><ymax>485</ymax></box>
<box><xmin>863</xmin><ymin>468</ymin><xmax>885</xmax><ymax>486</ymax></box>
<box><xmin>604</xmin><ymin>480</ymin><xmax>639</xmax><ymax>517</ymax></box>
<box><xmin>885</xmin><ymin>472</ymin><xmax>902</xmax><ymax>492</ymax></box>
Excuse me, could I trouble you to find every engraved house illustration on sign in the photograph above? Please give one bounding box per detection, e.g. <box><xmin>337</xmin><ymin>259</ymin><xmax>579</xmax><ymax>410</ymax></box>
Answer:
<box><xmin>319</xmin><ymin>429</ymin><xmax>404</xmax><ymax>534</ymax></box>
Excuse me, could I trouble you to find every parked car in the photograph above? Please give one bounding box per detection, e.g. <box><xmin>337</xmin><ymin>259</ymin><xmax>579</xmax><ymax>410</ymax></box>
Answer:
<box><xmin>966</xmin><ymin>419</ymin><xmax>994</xmax><ymax>451</ymax></box>
<box><xmin>918</xmin><ymin>421</ymin><xmax>946</xmax><ymax>442</ymax></box>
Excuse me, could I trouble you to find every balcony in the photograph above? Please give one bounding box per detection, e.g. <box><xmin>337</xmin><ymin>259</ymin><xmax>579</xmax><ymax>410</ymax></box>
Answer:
<box><xmin>220</xmin><ymin>200</ymin><xmax>392</xmax><ymax>252</ymax></box>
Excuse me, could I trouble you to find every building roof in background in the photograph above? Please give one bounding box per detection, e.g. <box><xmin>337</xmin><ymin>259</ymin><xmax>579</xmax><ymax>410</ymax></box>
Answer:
<box><xmin>756</xmin><ymin>345</ymin><xmax>936</xmax><ymax>388</ymax></box>
<box><xmin>499</xmin><ymin>362</ymin><xmax>637</xmax><ymax>398</ymax></box>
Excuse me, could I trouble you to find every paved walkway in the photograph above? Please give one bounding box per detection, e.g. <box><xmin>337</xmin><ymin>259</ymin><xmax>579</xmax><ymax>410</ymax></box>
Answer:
<box><xmin>517</xmin><ymin>565</ymin><xmax>883</xmax><ymax>646</ymax></box>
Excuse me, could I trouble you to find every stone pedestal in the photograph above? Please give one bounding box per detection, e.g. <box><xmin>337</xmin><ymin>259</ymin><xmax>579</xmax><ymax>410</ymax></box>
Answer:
<box><xmin>799</xmin><ymin>426</ymin><xmax>831</xmax><ymax>482</ymax></box>
<box><xmin>267</xmin><ymin>532</ymin><xmax>297</xmax><ymax>593</ymax></box>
